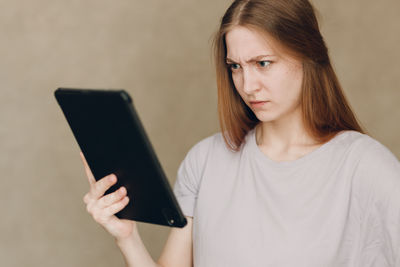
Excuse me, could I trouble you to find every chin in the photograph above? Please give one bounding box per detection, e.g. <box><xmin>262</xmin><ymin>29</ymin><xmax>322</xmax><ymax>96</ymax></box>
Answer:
<box><xmin>253</xmin><ymin>111</ymin><xmax>279</xmax><ymax>123</ymax></box>
<box><xmin>253</xmin><ymin>105</ymin><xmax>299</xmax><ymax>124</ymax></box>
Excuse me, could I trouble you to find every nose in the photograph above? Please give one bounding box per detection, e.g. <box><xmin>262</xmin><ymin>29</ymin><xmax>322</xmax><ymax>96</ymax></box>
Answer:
<box><xmin>242</xmin><ymin>67</ymin><xmax>260</xmax><ymax>94</ymax></box>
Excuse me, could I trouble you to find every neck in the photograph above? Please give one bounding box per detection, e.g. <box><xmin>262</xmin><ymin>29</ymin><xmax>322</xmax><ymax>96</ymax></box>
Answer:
<box><xmin>255</xmin><ymin>108</ymin><xmax>317</xmax><ymax>150</ymax></box>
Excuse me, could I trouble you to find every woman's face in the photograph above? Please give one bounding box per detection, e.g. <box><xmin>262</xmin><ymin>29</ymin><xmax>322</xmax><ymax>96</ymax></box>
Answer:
<box><xmin>225</xmin><ymin>26</ymin><xmax>303</xmax><ymax>124</ymax></box>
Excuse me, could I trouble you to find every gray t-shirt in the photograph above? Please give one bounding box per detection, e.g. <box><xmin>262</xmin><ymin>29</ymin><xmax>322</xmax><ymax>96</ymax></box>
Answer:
<box><xmin>173</xmin><ymin>129</ymin><xmax>400</xmax><ymax>267</ymax></box>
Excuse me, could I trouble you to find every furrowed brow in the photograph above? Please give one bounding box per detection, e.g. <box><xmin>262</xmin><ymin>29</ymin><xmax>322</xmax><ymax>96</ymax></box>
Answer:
<box><xmin>225</xmin><ymin>58</ymin><xmax>236</xmax><ymax>63</ymax></box>
<box><xmin>226</xmin><ymin>54</ymin><xmax>273</xmax><ymax>64</ymax></box>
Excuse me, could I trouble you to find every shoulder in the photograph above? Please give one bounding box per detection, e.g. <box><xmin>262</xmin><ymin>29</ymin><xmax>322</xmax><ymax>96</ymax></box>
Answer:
<box><xmin>330</xmin><ymin>130</ymin><xmax>400</xmax><ymax>191</ymax></box>
<box><xmin>338</xmin><ymin>130</ymin><xmax>400</xmax><ymax>171</ymax></box>
<box><xmin>353</xmin><ymin>132</ymin><xmax>400</xmax><ymax>169</ymax></box>
<box><xmin>184</xmin><ymin>132</ymin><xmax>230</xmax><ymax>160</ymax></box>
<box><xmin>180</xmin><ymin>132</ymin><xmax>229</xmax><ymax>173</ymax></box>
<box><xmin>333</xmin><ymin>130</ymin><xmax>397</xmax><ymax>159</ymax></box>
<box><xmin>175</xmin><ymin>132</ymin><xmax>229</xmax><ymax>194</ymax></box>
<box><xmin>349</xmin><ymin>132</ymin><xmax>400</xmax><ymax>200</ymax></box>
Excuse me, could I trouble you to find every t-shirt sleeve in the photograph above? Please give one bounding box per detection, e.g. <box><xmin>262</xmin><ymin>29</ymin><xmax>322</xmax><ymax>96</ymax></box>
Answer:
<box><xmin>354</xmin><ymin>139</ymin><xmax>400</xmax><ymax>266</ymax></box>
<box><xmin>173</xmin><ymin>136</ymin><xmax>213</xmax><ymax>218</ymax></box>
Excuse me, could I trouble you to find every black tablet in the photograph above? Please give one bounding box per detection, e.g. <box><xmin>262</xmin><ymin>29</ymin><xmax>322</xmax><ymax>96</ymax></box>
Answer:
<box><xmin>54</xmin><ymin>88</ymin><xmax>187</xmax><ymax>228</ymax></box>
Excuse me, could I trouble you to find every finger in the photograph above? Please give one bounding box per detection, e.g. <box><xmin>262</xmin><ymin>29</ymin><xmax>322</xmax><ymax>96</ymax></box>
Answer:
<box><xmin>98</xmin><ymin>186</ymin><xmax>127</xmax><ymax>208</ymax></box>
<box><xmin>90</xmin><ymin>174</ymin><xmax>117</xmax><ymax>199</ymax></box>
<box><xmin>104</xmin><ymin>196</ymin><xmax>130</xmax><ymax>217</ymax></box>
<box><xmin>83</xmin><ymin>192</ymin><xmax>91</xmax><ymax>204</ymax></box>
<box><xmin>80</xmin><ymin>152</ymin><xmax>96</xmax><ymax>186</ymax></box>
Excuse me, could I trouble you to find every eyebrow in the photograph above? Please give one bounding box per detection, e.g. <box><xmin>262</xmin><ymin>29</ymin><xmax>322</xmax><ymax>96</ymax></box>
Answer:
<box><xmin>225</xmin><ymin>54</ymin><xmax>273</xmax><ymax>64</ymax></box>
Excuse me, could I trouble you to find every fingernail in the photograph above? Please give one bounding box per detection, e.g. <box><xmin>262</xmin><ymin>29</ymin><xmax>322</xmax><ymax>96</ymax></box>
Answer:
<box><xmin>109</xmin><ymin>175</ymin><xmax>115</xmax><ymax>182</ymax></box>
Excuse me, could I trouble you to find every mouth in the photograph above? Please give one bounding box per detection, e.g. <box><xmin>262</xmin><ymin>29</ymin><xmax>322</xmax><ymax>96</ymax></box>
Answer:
<box><xmin>249</xmin><ymin>100</ymin><xmax>269</xmax><ymax>108</ymax></box>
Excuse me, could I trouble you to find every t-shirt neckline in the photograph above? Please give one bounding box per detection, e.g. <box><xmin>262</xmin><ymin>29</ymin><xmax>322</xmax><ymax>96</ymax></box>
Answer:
<box><xmin>247</xmin><ymin>128</ymin><xmax>348</xmax><ymax>169</ymax></box>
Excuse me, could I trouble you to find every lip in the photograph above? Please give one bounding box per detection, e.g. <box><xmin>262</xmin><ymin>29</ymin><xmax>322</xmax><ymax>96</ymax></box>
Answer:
<box><xmin>249</xmin><ymin>100</ymin><xmax>269</xmax><ymax>108</ymax></box>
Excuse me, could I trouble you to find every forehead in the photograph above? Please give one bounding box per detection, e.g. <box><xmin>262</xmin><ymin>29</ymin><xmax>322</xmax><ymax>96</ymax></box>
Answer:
<box><xmin>225</xmin><ymin>26</ymin><xmax>278</xmax><ymax>60</ymax></box>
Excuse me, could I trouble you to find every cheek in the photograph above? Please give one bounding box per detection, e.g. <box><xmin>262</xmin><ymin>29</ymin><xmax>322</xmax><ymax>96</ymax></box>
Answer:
<box><xmin>274</xmin><ymin>66</ymin><xmax>303</xmax><ymax>103</ymax></box>
<box><xmin>289</xmin><ymin>68</ymin><xmax>303</xmax><ymax>100</ymax></box>
<box><xmin>231</xmin><ymin>73</ymin><xmax>245</xmax><ymax>98</ymax></box>
<box><xmin>231</xmin><ymin>73</ymin><xmax>242</xmax><ymax>90</ymax></box>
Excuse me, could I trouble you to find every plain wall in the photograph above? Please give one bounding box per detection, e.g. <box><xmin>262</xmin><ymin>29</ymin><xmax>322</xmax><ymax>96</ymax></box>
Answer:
<box><xmin>0</xmin><ymin>0</ymin><xmax>399</xmax><ymax>266</ymax></box>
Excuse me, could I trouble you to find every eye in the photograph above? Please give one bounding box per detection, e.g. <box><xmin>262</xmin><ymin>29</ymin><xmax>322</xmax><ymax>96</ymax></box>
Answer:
<box><xmin>257</xmin><ymin>60</ymin><xmax>271</xmax><ymax>67</ymax></box>
<box><xmin>227</xmin><ymin>63</ymin><xmax>241</xmax><ymax>71</ymax></box>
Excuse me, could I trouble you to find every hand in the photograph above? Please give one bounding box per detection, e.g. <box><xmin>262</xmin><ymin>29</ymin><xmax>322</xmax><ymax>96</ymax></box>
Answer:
<box><xmin>80</xmin><ymin>152</ymin><xmax>137</xmax><ymax>241</ymax></box>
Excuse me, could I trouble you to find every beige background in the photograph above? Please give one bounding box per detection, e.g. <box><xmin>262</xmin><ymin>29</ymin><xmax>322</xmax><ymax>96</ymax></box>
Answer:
<box><xmin>0</xmin><ymin>0</ymin><xmax>399</xmax><ymax>266</ymax></box>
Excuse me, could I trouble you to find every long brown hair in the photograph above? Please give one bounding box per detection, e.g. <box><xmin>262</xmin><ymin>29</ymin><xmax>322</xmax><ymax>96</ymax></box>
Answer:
<box><xmin>213</xmin><ymin>0</ymin><xmax>366</xmax><ymax>151</ymax></box>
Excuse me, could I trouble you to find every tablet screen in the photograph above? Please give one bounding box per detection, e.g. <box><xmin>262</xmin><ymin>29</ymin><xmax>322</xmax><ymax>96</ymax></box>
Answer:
<box><xmin>55</xmin><ymin>88</ymin><xmax>187</xmax><ymax>228</ymax></box>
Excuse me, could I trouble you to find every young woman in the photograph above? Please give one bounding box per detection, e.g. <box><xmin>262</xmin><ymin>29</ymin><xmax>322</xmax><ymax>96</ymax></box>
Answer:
<box><xmin>81</xmin><ymin>0</ymin><xmax>400</xmax><ymax>266</ymax></box>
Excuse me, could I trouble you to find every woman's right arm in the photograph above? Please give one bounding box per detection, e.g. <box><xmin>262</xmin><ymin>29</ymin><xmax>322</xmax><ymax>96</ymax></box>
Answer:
<box><xmin>116</xmin><ymin>216</ymin><xmax>193</xmax><ymax>267</ymax></box>
<box><xmin>80</xmin><ymin>152</ymin><xmax>193</xmax><ymax>267</ymax></box>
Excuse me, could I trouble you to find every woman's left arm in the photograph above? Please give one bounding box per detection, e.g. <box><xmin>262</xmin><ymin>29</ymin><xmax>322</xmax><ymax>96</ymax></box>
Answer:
<box><xmin>353</xmin><ymin>139</ymin><xmax>400</xmax><ymax>266</ymax></box>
